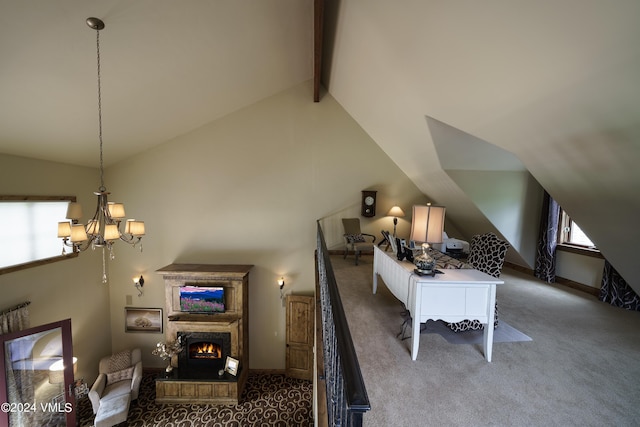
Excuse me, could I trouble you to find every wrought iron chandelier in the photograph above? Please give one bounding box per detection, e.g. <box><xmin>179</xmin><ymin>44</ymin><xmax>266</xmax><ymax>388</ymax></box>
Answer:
<box><xmin>58</xmin><ymin>17</ymin><xmax>145</xmax><ymax>283</ymax></box>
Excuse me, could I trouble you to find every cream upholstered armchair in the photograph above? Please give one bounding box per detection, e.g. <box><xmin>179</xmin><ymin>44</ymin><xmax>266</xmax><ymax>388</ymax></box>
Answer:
<box><xmin>342</xmin><ymin>218</ymin><xmax>376</xmax><ymax>265</ymax></box>
<box><xmin>89</xmin><ymin>348</ymin><xmax>143</xmax><ymax>415</ymax></box>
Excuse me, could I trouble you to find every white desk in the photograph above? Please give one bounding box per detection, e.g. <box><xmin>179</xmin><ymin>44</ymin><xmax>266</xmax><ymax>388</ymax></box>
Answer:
<box><xmin>372</xmin><ymin>246</ymin><xmax>503</xmax><ymax>361</ymax></box>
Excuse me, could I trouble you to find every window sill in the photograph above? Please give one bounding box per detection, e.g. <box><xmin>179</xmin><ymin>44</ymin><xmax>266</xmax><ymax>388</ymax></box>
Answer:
<box><xmin>557</xmin><ymin>244</ymin><xmax>603</xmax><ymax>259</ymax></box>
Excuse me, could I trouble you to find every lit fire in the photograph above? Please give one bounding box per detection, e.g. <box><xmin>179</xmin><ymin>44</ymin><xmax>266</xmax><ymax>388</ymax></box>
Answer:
<box><xmin>191</xmin><ymin>342</ymin><xmax>221</xmax><ymax>359</ymax></box>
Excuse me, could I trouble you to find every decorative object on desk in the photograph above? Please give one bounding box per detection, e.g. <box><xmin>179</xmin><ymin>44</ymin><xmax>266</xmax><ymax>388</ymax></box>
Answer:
<box><xmin>152</xmin><ymin>337</ymin><xmax>183</xmax><ymax>373</ymax></box>
<box><xmin>361</xmin><ymin>190</ymin><xmax>377</xmax><ymax>217</ymax></box>
<box><xmin>386</xmin><ymin>205</ymin><xmax>405</xmax><ymax>237</ymax></box>
<box><xmin>395</xmin><ymin>238</ymin><xmax>414</xmax><ymax>262</ymax></box>
<box><xmin>57</xmin><ymin>17</ymin><xmax>145</xmax><ymax>284</ymax></box>
<box><xmin>225</xmin><ymin>356</ymin><xmax>239</xmax><ymax>376</ymax></box>
<box><xmin>395</xmin><ymin>238</ymin><xmax>404</xmax><ymax>260</ymax></box>
<box><xmin>395</xmin><ymin>237</ymin><xmax>404</xmax><ymax>260</ymax></box>
<box><xmin>410</xmin><ymin>203</ymin><xmax>445</xmax><ymax>275</ymax></box>
<box><xmin>378</xmin><ymin>230</ymin><xmax>392</xmax><ymax>251</ymax></box>
<box><xmin>388</xmin><ymin>231</ymin><xmax>398</xmax><ymax>254</ymax></box>
<box><xmin>413</xmin><ymin>243</ymin><xmax>436</xmax><ymax>275</ymax></box>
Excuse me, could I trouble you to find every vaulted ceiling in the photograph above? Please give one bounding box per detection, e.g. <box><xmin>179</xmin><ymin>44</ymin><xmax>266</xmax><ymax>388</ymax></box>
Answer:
<box><xmin>319</xmin><ymin>1</ymin><xmax>640</xmax><ymax>289</ymax></box>
<box><xmin>0</xmin><ymin>1</ymin><xmax>313</xmax><ymax>167</ymax></box>
<box><xmin>1</xmin><ymin>1</ymin><xmax>639</xmax><ymax>287</ymax></box>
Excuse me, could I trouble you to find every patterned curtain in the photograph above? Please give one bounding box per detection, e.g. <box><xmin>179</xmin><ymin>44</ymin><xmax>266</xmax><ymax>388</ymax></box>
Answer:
<box><xmin>534</xmin><ymin>191</ymin><xmax>560</xmax><ymax>283</ymax></box>
<box><xmin>0</xmin><ymin>302</ymin><xmax>30</xmax><ymax>334</ymax></box>
<box><xmin>600</xmin><ymin>261</ymin><xmax>640</xmax><ymax>311</ymax></box>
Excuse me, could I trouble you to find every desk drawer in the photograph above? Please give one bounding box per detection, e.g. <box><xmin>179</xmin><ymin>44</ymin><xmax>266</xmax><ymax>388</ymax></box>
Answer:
<box><xmin>419</xmin><ymin>285</ymin><xmax>490</xmax><ymax>318</ymax></box>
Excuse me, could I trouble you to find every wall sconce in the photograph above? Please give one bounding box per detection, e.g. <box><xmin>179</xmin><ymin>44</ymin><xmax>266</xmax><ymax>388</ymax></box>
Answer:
<box><xmin>133</xmin><ymin>275</ymin><xmax>144</xmax><ymax>297</ymax></box>
<box><xmin>277</xmin><ymin>277</ymin><xmax>285</xmax><ymax>299</ymax></box>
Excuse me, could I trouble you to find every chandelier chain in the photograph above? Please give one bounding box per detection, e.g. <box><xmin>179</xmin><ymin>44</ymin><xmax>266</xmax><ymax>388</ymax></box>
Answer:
<box><xmin>96</xmin><ymin>28</ymin><xmax>105</xmax><ymax>191</ymax></box>
<box><xmin>57</xmin><ymin>17</ymin><xmax>145</xmax><ymax>283</ymax></box>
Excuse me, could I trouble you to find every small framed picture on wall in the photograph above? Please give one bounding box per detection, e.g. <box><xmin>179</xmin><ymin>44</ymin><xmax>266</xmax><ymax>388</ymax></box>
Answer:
<box><xmin>124</xmin><ymin>307</ymin><xmax>163</xmax><ymax>333</ymax></box>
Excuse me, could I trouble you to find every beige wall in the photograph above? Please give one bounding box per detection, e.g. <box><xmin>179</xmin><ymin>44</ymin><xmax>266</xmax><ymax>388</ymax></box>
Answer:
<box><xmin>445</xmin><ymin>170</ymin><xmax>544</xmax><ymax>268</ymax></box>
<box><xmin>103</xmin><ymin>81</ymin><xmax>426</xmax><ymax>369</ymax></box>
<box><xmin>556</xmin><ymin>251</ymin><xmax>605</xmax><ymax>289</ymax></box>
<box><xmin>0</xmin><ymin>82</ymin><xmax>425</xmax><ymax>374</ymax></box>
<box><xmin>0</xmin><ymin>154</ymin><xmax>112</xmax><ymax>384</ymax></box>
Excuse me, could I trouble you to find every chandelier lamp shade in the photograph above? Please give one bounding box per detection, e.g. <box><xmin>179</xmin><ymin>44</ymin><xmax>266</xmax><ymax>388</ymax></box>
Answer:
<box><xmin>57</xmin><ymin>198</ymin><xmax>145</xmax><ymax>250</ymax></box>
<box><xmin>57</xmin><ymin>17</ymin><xmax>144</xmax><ymax>283</ymax></box>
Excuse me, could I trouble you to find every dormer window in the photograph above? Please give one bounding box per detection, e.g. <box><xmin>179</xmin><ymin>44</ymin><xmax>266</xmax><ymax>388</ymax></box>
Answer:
<box><xmin>558</xmin><ymin>209</ymin><xmax>597</xmax><ymax>250</ymax></box>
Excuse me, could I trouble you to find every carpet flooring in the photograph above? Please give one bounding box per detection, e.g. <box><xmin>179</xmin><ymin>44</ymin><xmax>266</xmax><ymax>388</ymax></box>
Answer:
<box><xmin>331</xmin><ymin>254</ymin><xmax>640</xmax><ymax>426</ymax></box>
<box><xmin>76</xmin><ymin>372</ymin><xmax>313</xmax><ymax>426</ymax></box>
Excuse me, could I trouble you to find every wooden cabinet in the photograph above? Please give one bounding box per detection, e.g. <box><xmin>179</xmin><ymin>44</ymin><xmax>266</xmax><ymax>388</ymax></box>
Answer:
<box><xmin>156</xmin><ymin>263</ymin><xmax>252</xmax><ymax>405</ymax></box>
<box><xmin>155</xmin><ymin>378</ymin><xmax>240</xmax><ymax>405</ymax></box>
<box><xmin>286</xmin><ymin>295</ymin><xmax>314</xmax><ymax>381</ymax></box>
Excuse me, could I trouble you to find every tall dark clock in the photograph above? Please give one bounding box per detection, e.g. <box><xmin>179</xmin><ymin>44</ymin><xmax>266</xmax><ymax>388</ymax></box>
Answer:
<box><xmin>361</xmin><ymin>190</ymin><xmax>377</xmax><ymax>217</ymax></box>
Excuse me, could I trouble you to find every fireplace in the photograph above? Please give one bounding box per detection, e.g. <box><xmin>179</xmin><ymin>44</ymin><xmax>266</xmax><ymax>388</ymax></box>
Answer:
<box><xmin>157</xmin><ymin>264</ymin><xmax>251</xmax><ymax>404</ymax></box>
<box><xmin>177</xmin><ymin>332</ymin><xmax>231</xmax><ymax>372</ymax></box>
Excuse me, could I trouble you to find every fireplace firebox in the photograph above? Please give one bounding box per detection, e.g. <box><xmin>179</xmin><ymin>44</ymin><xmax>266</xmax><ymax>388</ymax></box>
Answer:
<box><xmin>178</xmin><ymin>332</ymin><xmax>231</xmax><ymax>371</ymax></box>
<box><xmin>190</xmin><ymin>341</ymin><xmax>222</xmax><ymax>360</ymax></box>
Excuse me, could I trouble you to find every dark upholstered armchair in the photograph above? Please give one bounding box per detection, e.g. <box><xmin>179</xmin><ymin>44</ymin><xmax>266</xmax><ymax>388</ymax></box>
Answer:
<box><xmin>447</xmin><ymin>232</ymin><xmax>509</xmax><ymax>332</ymax></box>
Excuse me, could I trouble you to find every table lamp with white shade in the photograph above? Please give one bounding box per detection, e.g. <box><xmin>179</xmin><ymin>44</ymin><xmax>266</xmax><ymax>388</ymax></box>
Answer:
<box><xmin>386</xmin><ymin>206</ymin><xmax>405</xmax><ymax>237</ymax></box>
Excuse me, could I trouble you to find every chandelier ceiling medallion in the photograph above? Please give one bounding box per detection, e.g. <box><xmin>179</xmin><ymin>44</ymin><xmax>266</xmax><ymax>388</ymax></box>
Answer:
<box><xmin>58</xmin><ymin>17</ymin><xmax>145</xmax><ymax>283</ymax></box>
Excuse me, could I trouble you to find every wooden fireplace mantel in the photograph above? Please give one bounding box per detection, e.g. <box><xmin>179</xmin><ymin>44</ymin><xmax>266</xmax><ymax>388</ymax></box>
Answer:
<box><xmin>167</xmin><ymin>314</ymin><xmax>239</xmax><ymax>325</ymax></box>
<box><xmin>156</xmin><ymin>263</ymin><xmax>252</xmax><ymax>405</ymax></box>
<box><xmin>157</xmin><ymin>263</ymin><xmax>253</xmax><ymax>277</ymax></box>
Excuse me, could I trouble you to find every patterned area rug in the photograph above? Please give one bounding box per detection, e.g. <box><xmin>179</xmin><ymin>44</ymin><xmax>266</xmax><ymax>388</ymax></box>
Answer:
<box><xmin>420</xmin><ymin>319</ymin><xmax>532</xmax><ymax>344</ymax></box>
<box><xmin>77</xmin><ymin>372</ymin><xmax>313</xmax><ymax>426</ymax></box>
<box><xmin>398</xmin><ymin>315</ymin><xmax>532</xmax><ymax>345</ymax></box>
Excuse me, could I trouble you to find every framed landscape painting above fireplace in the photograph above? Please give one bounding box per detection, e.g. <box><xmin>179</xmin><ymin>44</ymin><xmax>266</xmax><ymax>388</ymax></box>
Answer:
<box><xmin>179</xmin><ymin>285</ymin><xmax>225</xmax><ymax>313</ymax></box>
